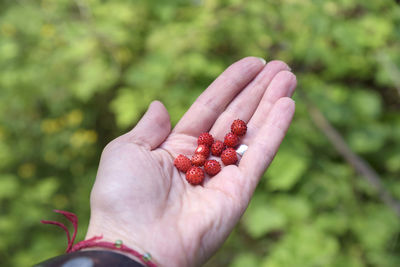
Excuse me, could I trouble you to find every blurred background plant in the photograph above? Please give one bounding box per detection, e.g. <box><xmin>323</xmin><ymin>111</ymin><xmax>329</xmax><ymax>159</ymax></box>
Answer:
<box><xmin>1</xmin><ymin>0</ymin><xmax>400</xmax><ymax>266</ymax></box>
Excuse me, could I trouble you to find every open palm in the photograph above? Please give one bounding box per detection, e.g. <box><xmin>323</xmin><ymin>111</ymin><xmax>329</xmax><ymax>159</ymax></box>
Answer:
<box><xmin>86</xmin><ymin>57</ymin><xmax>297</xmax><ymax>267</ymax></box>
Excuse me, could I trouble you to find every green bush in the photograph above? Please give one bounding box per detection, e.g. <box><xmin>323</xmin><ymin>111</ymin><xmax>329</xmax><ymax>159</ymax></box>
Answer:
<box><xmin>1</xmin><ymin>0</ymin><xmax>399</xmax><ymax>266</ymax></box>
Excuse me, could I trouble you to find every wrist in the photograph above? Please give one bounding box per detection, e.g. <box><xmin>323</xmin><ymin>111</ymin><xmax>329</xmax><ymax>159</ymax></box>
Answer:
<box><xmin>80</xmin><ymin>247</ymin><xmax>151</xmax><ymax>266</ymax></box>
<box><xmin>85</xmin><ymin>217</ymin><xmax>165</xmax><ymax>267</ymax></box>
<box><xmin>85</xmin><ymin>219</ymin><xmax>191</xmax><ymax>267</ymax></box>
<box><xmin>82</xmin><ymin>233</ymin><xmax>155</xmax><ymax>266</ymax></box>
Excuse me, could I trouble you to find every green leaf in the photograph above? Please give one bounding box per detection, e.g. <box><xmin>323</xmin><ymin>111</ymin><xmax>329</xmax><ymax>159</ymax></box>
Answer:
<box><xmin>351</xmin><ymin>204</ymin><xmax>399</xmax><ymax>251</ymax></box>
<box><xmin>347</xmin><ymin>123</ymin><xmax>388</xmax><ymax>153</ymax></box>
<box><xmin>261</xmin><ymin>225</ymin><xmax>339</xmax><ymax>267</ymax></box>
<box><xmin>266</xmin><ymin>150</ymin><xmax>308</xmax><ymax>190</ymax></box>
<box><xmin>0</xmin><ymin>174</ymin><xmax>18</xmax><ymax>199</ymax></box>
<box><xmin>272</xmin><ymin>195</ymin><xmax>311</xmax><ymax>223</ymax></box>
<box><xmin>230</xmin><ymin>253</ymin><xmax>260</xmax><ymax>267</ymax></box>
<box><xmin>242</xmin><ymin>195</ymin><xmax>286</xmax><ymax>239</ymax></box>
<box><xmin>110</xmin><ymin>88</ymin><xmax>152</xmax><ymax>128</ymax></box>
<box><xmin>350</xmin><ymin>90</ymin><xmax>382</xmax><ymax>120</ymax></box>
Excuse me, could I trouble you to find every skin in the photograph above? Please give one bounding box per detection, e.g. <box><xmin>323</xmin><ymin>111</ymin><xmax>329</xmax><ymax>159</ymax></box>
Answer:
<box><xmin>85</xmin><ymin>57</ymin><xmax>297</xmax><ymax>266</ymax></box>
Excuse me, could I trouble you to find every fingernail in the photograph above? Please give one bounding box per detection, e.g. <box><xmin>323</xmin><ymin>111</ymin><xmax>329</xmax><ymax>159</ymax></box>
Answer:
<box><xmin>257</xmin><ymin>57</ymin><xmax>266</xmax><ymax>65</ymax></box>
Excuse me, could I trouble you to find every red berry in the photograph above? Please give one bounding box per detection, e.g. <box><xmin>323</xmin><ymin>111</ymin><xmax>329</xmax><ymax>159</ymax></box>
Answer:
<box><xmin>231</xmin><ymin>119</ymin><xmax>247</xmax><ymax>136</ymax></box>
<box><xmin>204</xmin><ymin>160</ymin><xmax>221</xmax><ymax>176</ymax></box>
<box><xmin>224</xmin><ymin>132</ymin><xmax>239</xmax><ymax>147</ymax></box>
<box><xmin>211</xmin><ymin>140</ymin><xmax>225</xmax><ymax>156</ymax></box>
<box><xmin>194</xmin><ymin>144</ymin><xmax>210</xmax><ymax>157</ymax></box>
<box><xmin>198</xmin><ymin>132</ymin><xmax>214</xmax><ymax>147</ymax></box>
<box><xmin>174</xmin><ymin>154</ymin><xmax>192</xmax><ymax>172</ymax></box>
<box><xmin>186</xmin><ymin>166</ymin><xmax>205</xmax><ymax>185</ymax></box>
<box><xmin>221</xmin><ymin>148</ymin><xmax>238</xmax><ymax>165</ymax></box>
<box><xmin>191</xmin><ymin>154</ymin><xmax>206</xmax><ymax>166</ymax></box>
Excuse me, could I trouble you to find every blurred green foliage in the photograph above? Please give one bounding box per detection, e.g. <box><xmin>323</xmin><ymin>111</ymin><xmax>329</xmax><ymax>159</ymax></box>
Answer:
<box><xmin>1</xmin><ymin>0</ymin><xmax>400</xmax><ymax>266</ymax></box>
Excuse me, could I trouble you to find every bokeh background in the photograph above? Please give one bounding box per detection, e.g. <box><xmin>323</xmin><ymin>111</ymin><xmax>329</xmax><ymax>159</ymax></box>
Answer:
<box><xmin>1</xmin><ymin>0</ymin><xmax>400</xmax><ymax>266</ymax></box>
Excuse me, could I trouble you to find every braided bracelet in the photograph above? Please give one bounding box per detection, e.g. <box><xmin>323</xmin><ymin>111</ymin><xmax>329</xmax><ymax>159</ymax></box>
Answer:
<box><xmin>41</xmin><ymin>210</ymin><xmax>157</xmax><ymax>267</ymax></box>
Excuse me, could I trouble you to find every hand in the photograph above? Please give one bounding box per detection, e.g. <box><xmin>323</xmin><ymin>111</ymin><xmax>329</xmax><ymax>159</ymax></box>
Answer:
<box><xmin>85</xmin><ymin>57</ymin><xmax>297</xmax><ymax>266</ymax></box>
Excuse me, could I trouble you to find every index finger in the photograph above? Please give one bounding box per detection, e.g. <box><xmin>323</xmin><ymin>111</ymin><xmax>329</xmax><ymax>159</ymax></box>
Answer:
<box><xmin>172</xmin><ymin>57</ymin><xmax>266</xmax><ymax>137</ymax></box>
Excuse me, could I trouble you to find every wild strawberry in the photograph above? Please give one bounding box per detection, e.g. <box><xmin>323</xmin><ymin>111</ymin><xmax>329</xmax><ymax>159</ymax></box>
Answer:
<box><xmin>204</xmin><ymin>160</ymin><xmax>221</xmax><ymax>176</ymax></box>
<box><xmin>211</xmin><ymin>140</ymin><xmax>225</xmax><ymax>156</ymax></box>
<box><xmin>186</xmin><ymin>166</ymin><xmax>205</xmax><ymax>185</ymax></box>
<box><xmin>231</xmin><ymin>119</ymin><xmax>247</xmax><ymax>136</ymax></box>
<box><xmin>174</xmin><ymin>154</ymin><xmax>192</xmax><ymax>172</ymax></box>
<box><xmin>221</xmin><ymin>148</ymin><xmax>238</xmax><ymax>165</ymax></box>
<box><xmin>224</xmin><ymin>132</ymin><xmax>239</xmax><ymax>147</ymax></box>
<box><xmin>191</xmin><ymin>154</ymin><xmax>206</xmax><ymax>166</ymax></box>
<box><xmin>195</xmin><ymin>144</ymin><xmax>210</xmax><ymax>157</ymax></box>
<box><xmin>198</xmin><ymin>132</ymin><xmax>214</xmax><ymax>147</ymax></box>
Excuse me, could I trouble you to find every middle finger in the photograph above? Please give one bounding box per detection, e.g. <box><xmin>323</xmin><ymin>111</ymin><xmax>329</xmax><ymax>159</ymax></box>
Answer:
<box><xmin>209</xmin><ymin>60</ymin><xmax>292</xmax><ymax>140</ymax></box>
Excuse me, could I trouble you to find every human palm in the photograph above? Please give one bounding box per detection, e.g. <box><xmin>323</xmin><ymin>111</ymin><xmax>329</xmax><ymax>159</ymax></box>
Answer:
<box><xmin>86</xmin><ymin>57</ymin><xmax>297</xmax><ymax>266</ymax></box>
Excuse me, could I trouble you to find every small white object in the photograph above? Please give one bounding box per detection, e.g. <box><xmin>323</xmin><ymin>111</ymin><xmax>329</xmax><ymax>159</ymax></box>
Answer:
<box><xmin>236</xmin><ymin>144</ymin><xmax>248</xmax><ymax>156</ymax></box>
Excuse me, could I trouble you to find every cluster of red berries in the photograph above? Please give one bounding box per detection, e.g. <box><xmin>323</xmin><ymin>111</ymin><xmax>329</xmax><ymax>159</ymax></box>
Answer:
<box><xmin>174</xmin><ymin>119</ymin><xmax>247</xmax><ymax>185</ymax></box>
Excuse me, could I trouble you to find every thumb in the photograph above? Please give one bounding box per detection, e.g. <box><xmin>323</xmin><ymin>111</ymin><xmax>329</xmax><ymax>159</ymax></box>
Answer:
<box><xmin>124</xmin><ymin>100</ymin><xmax>171</xmax><ymax>149</ymax></box>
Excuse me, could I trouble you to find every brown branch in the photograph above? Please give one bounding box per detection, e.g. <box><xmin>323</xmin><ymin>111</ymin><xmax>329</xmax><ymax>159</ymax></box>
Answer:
<box><xmin>298</xmin><ymin>89</ymin><xmax>400</xmax><ymax>217</ymax></box>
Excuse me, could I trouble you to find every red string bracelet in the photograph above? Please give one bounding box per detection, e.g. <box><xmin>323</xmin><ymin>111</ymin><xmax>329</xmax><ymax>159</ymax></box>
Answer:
<box><xmin>41</xmin><ymin>210</ymin><xmax>157</xmax><ymax>267</ymax></box>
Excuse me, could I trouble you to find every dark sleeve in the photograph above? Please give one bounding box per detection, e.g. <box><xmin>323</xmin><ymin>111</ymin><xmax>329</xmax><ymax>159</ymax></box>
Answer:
<box><xmin>33</xmin><ymin>250</ymin><xmax>145</xmax><ymax>267</ymax></box>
